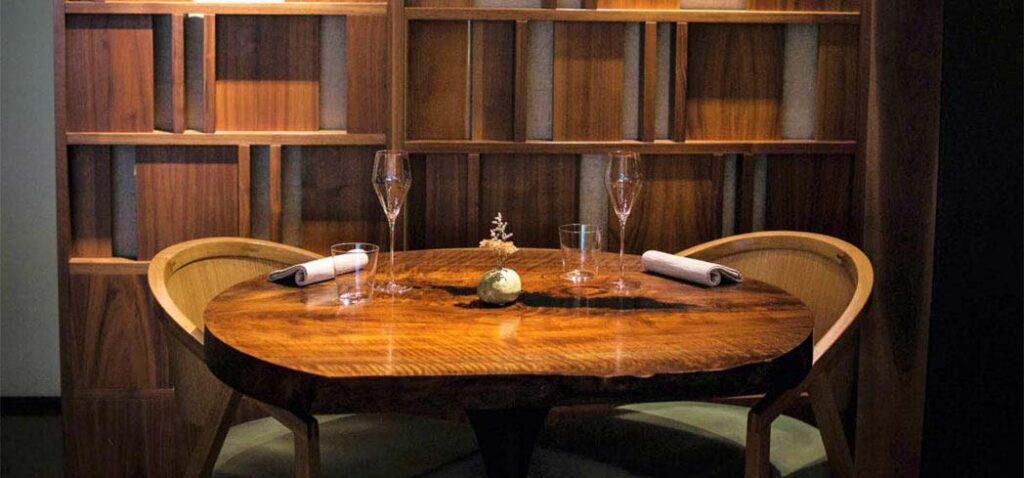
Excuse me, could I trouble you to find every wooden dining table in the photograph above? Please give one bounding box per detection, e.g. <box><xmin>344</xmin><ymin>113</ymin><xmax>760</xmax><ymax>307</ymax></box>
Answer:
<box><xmin>203</xmin><ymin>248</ymin><xmax>813</xmax><ymax>478</ymax></box>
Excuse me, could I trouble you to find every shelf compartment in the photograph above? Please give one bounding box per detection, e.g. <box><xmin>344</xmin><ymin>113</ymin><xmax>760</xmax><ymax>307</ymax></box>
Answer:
<box><xmin>404</xmin><ymin>8</ymin><xmax>860</xmax><ymax>24</ymax></box>
<box><xmin>403</xmin><ymin>139</ymin><xmax>856</xmax><ymax>155</ymax></box>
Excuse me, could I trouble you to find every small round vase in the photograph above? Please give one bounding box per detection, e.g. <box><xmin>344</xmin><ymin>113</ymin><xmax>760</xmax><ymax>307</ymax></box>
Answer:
<box><xmin>477</xmin><ymin>267</ymin><xmax>522</xmax><ymax>305</ymax></box>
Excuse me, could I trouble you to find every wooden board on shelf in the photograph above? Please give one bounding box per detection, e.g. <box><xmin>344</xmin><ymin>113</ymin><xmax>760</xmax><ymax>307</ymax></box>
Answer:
<box><xmin>66</xmin><ymin>15</ymin><xmax>155</xmax><ymax>132</ymax></box>
<box><xmin>609</xmin><ymin>155</ymin><xmax>723</xmax><ymax>254</ymax></box>
<box><xmin>471</xmin><ymin>21</ymin><xmax>516</xmax><ymax>141</ymax></box>
<box><xmin>553</xmin><ymin>22</ymin><xmax>625</xmax><ymax>141</ymax></box>
<box><xmin>70</xmin><ymin>146</ymin><xmax>113</xmax><ymax>257</ymax></box>
<box><xmin>764</xmin><ymin>154</ymin><xmax>854</xmax><ymax>241</ymax></box>
<box><xmin>135</xmin><ymin>146</ymin><xmax>240</xmax><ymax>260</ymax></box>
<box><xmin>407</xmin><ymin>154</ymin><xmax>475</xmax><ymax>249</ymax></box>
<box><xmin>300</xmin><ymin>146</ymin><xmax>389</xmax><ymax>255</ymax></box>
<box><xmin>479</xmin><ymin>155</ymin><xmax>579</xmax><ymax>248</ymax></box>
<box><xmin>407</xmin><ymin>21</ymin><xmax>470</xmax><ymax>140</ymax></box>
<box><xmin>347</xmin><ymin>15</ymin><xmax>389</xmax><ymax>134</ymax></box>
<box><xmin>815</xmin><ymin>24</ymin><xmax>859</xmax><ymax>140</ymax></box>
<box><xmin>67</xmin><ymin>273</ymin><xmax>167</xmax><ymax>390</ymax></box>
<box><xmin>215</xmin><ymin>15</ymin><xmax>320</xmax><ymax>131</ymax></box>
<box><xmin>686</xmin><ymin>24</ymin><xmax>784</xmax><ymax>140</ymax></box>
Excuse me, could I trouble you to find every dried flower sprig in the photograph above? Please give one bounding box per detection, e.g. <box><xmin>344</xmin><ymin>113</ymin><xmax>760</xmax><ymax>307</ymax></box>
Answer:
<box><xmin>479</xmin><ymin>212</ymin><xmax>518</xmax><ymax>267</ymax></box>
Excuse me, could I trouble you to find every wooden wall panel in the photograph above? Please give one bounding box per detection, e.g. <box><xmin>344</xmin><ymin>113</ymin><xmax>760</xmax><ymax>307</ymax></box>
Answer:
<box><xmin>135</xmin><ymin>147</ymin><xmax>239</xmax><ymax>260</ymax></box>
<box><xmin>553</xmin><ymin>22</ymin><xmax>625</xmax><ymax>140</ymax></box>
<box><xmin>479</xmin><ymin>155</ymin><xmax>579</xmax><ymax>248</ymax></box>
<box><xmin>686</xmin><ymin>24</ymin><xmax>784</xmax><ymax>140</ymax></box>
<box><xmin>215</xmin><ymin>16</ymin><xmax>320</xmax><ymax>131</ymax></box>
<box><xmin>68</xmin><ymin>273</ymin><xmax>167</xmax><ymax>390</ymax></box>
<box><xmin>70</xmin><ymin>146</ymin><xmax>113</xmax><ymax>257</ymax></box>
<box><xmin>747</xmin><ymin>0</ymin><xmax>859</xmax><ymax>11</ymax></box>
<box><xmin>815</xmin><ymin>24</ymin><xmax>859</xmax><ymax>140</ymax></box>
<box><xmin>471</xmin><ymin>22</ymin><xmax>516</xmax><ymax>141</ymax></box>
<box><xmin>764</xmin><ymin>154</ymin><xmax>854</xmax><ymax>241</ymax></box>
<box><xmin>407</xmin><ymin>21</ymin><xmax>470</xmax><ymax>140</ymax></box>
<box><xmin>347</xmin><ymin>15</ymin><xmax>388</xmax><ymax>134</ymax></box>
<box><xmin>408</xmin><ymin>155</ymin><xmax>475</xmax><ymax>249</ymax></box>
<box><xmin>610</xmin><ymin>155</ymin><xmax>723</xmax><ymax>254</ymax></box>
<box><xmin>66</xmin><ymin>395</ymin><xmax>186</xmax><ymax>478</ymax></box>
<box><xmin>66</xmin><ymin>15</ymin><xmax>154</xmax><ymax>132</ymax></box>
<box><xmin>300</xmin><ymin>146</ymin><xmax>389</xmax><ymax>255</ymax></box>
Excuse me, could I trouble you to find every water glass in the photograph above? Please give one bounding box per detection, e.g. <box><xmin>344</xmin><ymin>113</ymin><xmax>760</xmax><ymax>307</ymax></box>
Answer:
<box><xmin>331</xmin><ymin>242</ymin><xmax>379</xmax><ymax>305</ymax></box>
<box><xmin>559</xmin><ymin>224</ymin><xmax>603</xmax><ymax>283</ymax></box>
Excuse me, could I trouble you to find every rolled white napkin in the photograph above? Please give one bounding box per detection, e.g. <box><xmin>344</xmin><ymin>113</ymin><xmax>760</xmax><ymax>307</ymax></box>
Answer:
<box><xmin>268</xmin><ymin>253</ymin><xmax>368</xmax><ymax>287</ymax></box>
<box><xmin>641</xmin><ymin>250</ymin><xmax>743</xmax><ymax>287</ymax></box>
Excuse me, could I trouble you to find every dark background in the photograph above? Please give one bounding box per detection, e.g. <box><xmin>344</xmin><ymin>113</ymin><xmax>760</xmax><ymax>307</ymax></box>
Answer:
<box><xmin>922</xmin><ymin>0</ymin><xmax>1022</xmax><ymax>476</ymax></box>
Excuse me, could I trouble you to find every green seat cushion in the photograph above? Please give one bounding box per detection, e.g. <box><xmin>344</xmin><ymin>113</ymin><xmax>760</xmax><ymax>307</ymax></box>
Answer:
<box><xmin>214</xmin><ymin>414</ymin><xmax>478</xmax><ymax>478</ymax></box>
<box><xmin>424</xmin><ymin>448</ymin><xmax>646</xmax><ymax>478</ymax></box>
<box><xmin>539</xmin><ymin>402</ymin><xmax>829</xmax><ymax>478</ymax></box>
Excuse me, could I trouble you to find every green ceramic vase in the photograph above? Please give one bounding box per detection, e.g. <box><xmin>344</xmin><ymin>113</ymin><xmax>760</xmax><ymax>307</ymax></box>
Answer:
<box><xmin>477</xmin><ymin>267</ymin><xmax>522</xmax><ymax>305</ymax></box>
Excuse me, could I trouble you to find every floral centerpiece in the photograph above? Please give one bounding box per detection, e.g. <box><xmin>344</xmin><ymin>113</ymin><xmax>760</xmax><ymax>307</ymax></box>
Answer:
<box><xmin>477</xmin><ymin>213</ymin><xmax>522</xmax><ymax>305</ymax></box>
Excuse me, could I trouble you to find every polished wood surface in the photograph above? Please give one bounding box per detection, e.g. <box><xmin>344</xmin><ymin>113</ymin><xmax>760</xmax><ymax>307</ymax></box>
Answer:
<box><xmin>471</xmin><ymin>21</ymin><xmax>516</xmax><ymax>141</ymax></box>
<box><xmin>815</xmin><ymin>24</ymin><xmax>860</xmax><ymax>140</ymax></box>
<box><xmin>346</xmin><ymin>15</ymin><xmax>388</xmax><ymax>134</ymax></box>
<box><xmin>215</xmin><ymin>15</ymin><xmax>320</xmax><ymax>131</ymax></box>
<box><xmin>552</xmin><ymin>22</ymin><xmax>625</xmax><ymax>141</ymax></box>
<box><xmin>205</xmin><ymin>248</ymin><xmax>813</xmax><ymax>413</ymax></box>
<box><xmin>764</xmin><ymin>154</ymin><xmax>855</xmax><ymax>242</ymax></box>
<box><xmin>66</xmin><ymin>15</ymin><xmax>154</xmax><ymax>132</ymax></box>
<box><xmin>687</xmin><ymin>24</ymin><xmax>783</xmax><ymax>140</ymax></box>
<box><xmin>406</xmin><ymin>20</ymin><xmax>469</xmax><ymax>140</ymax></box>
<box><xmin>135</xmin><ymin>146</ymin><xmax>240</xmax><ymax>260</ymax></box>
<box><xmin>69</xmin><ymin>146</ymin><xmax>113</xmax><ymax>257</ymax></box>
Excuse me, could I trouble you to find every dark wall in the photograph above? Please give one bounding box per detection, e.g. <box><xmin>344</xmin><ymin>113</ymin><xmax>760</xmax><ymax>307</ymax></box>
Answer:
<box><xmin>922</xmin><ymin>0</ymin><xmax>1022</xmax><ymax>476</ymax></box>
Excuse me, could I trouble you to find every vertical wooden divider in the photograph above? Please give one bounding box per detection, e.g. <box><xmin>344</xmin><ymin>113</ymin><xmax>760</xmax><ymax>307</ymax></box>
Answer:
<box><xmin>388</xmin><ymin>0</ymin><xmax>406</xmax><ymax>149</ymax></box>
<box><xmin>736</xmin><ymin>153</ymin><xmax>757</xmax><ymax>233</ymax></box>
<box><xmin>467</xmin><ymin>153</ymin><xmax>482</xmax><ymax>243</ymax></box>
<box><xmin>672</xmin><ymin>22</ymin><xmax>688</xmax><ymax>142</ymax></box>
<box><xmin>640</xmin><ymin>21</ymin><xmax>658</xmax><ymax>142</ymax></box>
<box><xmin>237</xmin><ymin>145</ymin><xmax>251</xmax><ymax>238</ymax></box>
<box><xmin>202</xmin><ymin>15</ymin><xmax>217</xmax><ymax>133</ymax></box>
<box><xmin>171</xmin><ymin>14</ymin><xmax>185</xmax><ymax>133</ymax></box>
<box><xmin>268</xmin><ymin>145</ymin><xmax>283</xmax><ymax>242</ymax></box>
<box><xmin>514</xmin><ymin>20</ymin><xmax>529</xmax><ymax>143</ymax></box>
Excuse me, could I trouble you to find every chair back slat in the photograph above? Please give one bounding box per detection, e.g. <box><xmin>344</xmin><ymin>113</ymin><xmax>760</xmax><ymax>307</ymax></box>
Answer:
<box><xmin>148</xmin><ymin>237</ymin><xmax>320</xmax><ymax>425</ymax></box>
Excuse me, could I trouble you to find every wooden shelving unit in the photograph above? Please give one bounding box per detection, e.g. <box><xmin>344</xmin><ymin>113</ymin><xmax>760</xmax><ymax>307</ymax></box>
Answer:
<box><xmin>54</xmin><ymin>0</ymin><xmax>870</xmax><ymax>476</ymax></box>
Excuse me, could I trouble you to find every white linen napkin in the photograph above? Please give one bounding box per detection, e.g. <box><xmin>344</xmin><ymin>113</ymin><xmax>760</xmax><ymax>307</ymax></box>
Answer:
<box><xmin>641</xmin><ymin>250</ymin><xmax>743</xmax><ymax>287</ymax></box>
<box><xmin>268</xmin><ymin>253</ymin><xmax>368</xmax><ymax>287</ymax></box>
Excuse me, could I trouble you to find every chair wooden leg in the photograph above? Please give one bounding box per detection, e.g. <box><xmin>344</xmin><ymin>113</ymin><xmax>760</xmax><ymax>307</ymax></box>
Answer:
<box><xmin>808</xmin><ymin>375</ymin><xmax>856</xmax><ymax>478</ymax></box>
<box><xmin>259</xmin><ymin>403</ymin><xmax>321</xmax><ymax>478</ymax></box>
<box><xmin>184</xmin><ymin>388</ymin><xmax>242</xmax><ymax>478</ymax></box>
<box><xmin>744</xmin><ymin>385</ymin><xmax>804</xmax><ymax>478</ymax></box>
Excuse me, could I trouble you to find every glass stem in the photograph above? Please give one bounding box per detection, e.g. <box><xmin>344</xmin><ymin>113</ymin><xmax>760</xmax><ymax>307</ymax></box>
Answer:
<box><xmin>388</xmin><ymin>219</ymin><xmax>397</xmax><ymax>286</ymax></box>
<box><xmin>619</xmin><ymin>219</ymin><xmax>627</xmax><ymax>283</ymax></box>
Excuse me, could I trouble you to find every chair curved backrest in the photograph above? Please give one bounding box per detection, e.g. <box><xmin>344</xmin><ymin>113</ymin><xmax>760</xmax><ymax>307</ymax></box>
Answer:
<box><xmin>148</xmin><ymin>237</ymin><xmax>320</xmax><ymax>425</ymax></box>
<box><xmin>679</xmin><ymin>231</ymin><xmax>873</xmax><ymax>365</ymax></box>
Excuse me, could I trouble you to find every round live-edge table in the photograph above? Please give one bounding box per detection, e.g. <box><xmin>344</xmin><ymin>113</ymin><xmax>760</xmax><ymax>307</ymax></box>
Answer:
<box><xmin>204</xmin><ymin>248</ymin><xmax>813</xmax><ymax>478</ymax></box>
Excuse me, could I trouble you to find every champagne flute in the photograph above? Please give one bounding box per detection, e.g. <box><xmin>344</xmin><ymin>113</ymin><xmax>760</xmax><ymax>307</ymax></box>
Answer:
<box><xmin>372</xmin><ymin>150</ymin><xmax>413</xmax><ymax>295</ymax></box>
<box><xmin>605</xmin><ymin>151</ymin><xmax>643</xmax><ymax>291</ymax></box>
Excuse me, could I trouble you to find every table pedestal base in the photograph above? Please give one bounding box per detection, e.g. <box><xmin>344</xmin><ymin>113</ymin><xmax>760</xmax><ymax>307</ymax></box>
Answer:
<box><xmin>466</xmin><ymin>408</ymin><xmax>551</xmax><ymax>478</ymax></box>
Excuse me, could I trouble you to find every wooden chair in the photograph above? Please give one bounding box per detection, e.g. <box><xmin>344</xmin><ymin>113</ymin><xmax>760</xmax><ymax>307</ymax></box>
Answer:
<box><xmin>540</xmin><ymin>231</ymin><xmax>873</xmax><ymax>478</ymax></box>
<box><xmin>148</xmin><ymin>237</ymin><xmax>477</xmax><ymax>478</ymax></box>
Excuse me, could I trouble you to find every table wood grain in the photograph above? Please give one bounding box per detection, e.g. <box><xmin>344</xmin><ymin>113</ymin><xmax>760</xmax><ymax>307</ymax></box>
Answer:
<box><xmin>204</xmin><ymin>249</ymin><xmax>813</xmax><ymax>414</ymax></box>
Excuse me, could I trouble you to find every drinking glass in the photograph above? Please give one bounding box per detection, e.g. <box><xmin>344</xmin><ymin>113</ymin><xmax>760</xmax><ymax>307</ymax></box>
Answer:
<box><xmin>559</xmin><ymin>223</ymin><xmax>602</xmax><ymax>283</ymax></box>
<box><xmin>605</xmin><ymin>151</ymin><xmax>643</xmax><ymax>291</ymax></box>
<box><xmin>331</xmin><ymin>242</ymin><xmax>379</xmax><ymax>305</ymax></box>
<box><xmin>372</xmin><ymin>150</ymin><xmax>413</xmax><ymax>294</ymax></box>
